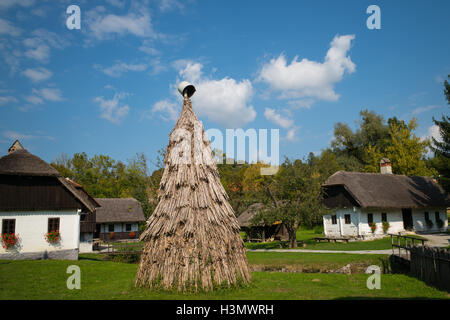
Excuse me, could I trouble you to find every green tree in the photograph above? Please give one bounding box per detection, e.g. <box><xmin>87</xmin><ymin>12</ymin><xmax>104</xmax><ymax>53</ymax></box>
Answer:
<box><xmin>362</xmin><ymin>118</ymin><xmax>435</xmax><ymax>176</ymax></box>
<box><xmin>253</xmin><ymin>158</ymin><xmax>329</xmax><ymax>248</ymax></box>
<box><xmin>430</xmin><ymin>75</ymin><xmax>450</xmax><ymax>192</ymax></box>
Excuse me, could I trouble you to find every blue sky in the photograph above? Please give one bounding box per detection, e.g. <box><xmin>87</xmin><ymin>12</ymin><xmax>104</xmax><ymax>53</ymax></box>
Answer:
<box><xmin>0</xmin><ymin>0</ymin><xmax>449</xmax><ymax>171</ymax></box>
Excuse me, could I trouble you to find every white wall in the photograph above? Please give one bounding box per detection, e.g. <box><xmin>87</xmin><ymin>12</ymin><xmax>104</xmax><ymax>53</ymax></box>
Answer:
<box><xmin>323</xmin><ymin>208</ymin><xmax>360</xmax><ymax>237</ymax></box>
<box><xmin>79</xmin><ymin>232</ymin><xmax>93</xmax><ymax>253</ymax></box>
<box><xmin>0</xmin><ymin>210</ymin><xmax>80</xmax><ymax>254</ymax></box>
<box><xmin>100</xmin><ymin>222</ymin><xmax>139</xmax><ymax>233</ymax></box>
<box><xmin>412</xmin><ymin>209</ymin><xmax>448</xmax><ymax>233</ymax></box>
<box><xmin>324</xmin><ymin>207</ymin><xmax>448</xmax><ymax>238</ymax></box>
<box><xmin>359</xmin><ymin>209</ymin><xmax>404</xmax><ymax>236</ymax></box>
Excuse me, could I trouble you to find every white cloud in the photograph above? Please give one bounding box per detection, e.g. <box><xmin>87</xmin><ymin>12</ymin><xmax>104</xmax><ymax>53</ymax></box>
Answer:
<box><xmin>426</xmin><ymin>124</ymin><xmax>443</xmax><ymax>143</ymax></box>
<box><xmin>149</xmin><ymin>99</ymin><xmax>179</xmax><ymax>121</ymax></box>
<box><xmin>285</xmin><ymin>126</ymin><xmax>300</xmax><ymax>142</ymax></box>
<box><xmin>106</xmin><ymin>0</ymin><xmax>125</xmax><ymax>8</ymax></box>
<box><xmin>38</xmin><ymin>88</ymin><xmax>64</xmax><ymax>101</ymax></box>
<box><xmin>22</xmin><ymin>29</ymin><xmax>70</xmax><ymax>63</ymax></box>
<box><xmin>0</xmin><ymin>96</ymin><xmax>18</xmax><ymax>106</ymax></box>
<box><xmin>412</xmin><ymin>105</ymin><xmax>439</xmax><ymax>115</ymax></box>
<box><xmin>0</xmin><ymin>18</ymin><xmax>22</xmax><ymax>36</ymax></box>
<box><xmin>139</xmin><ymin>40</ymin><xmax>160</xmax><ymax>56</ymax></box>
<box><xmin>25</xmin><ymin>88</ymin><xmax>64</xmax><ymax>105</ymax></box>
<box><xmin>177</xmin><ymin>61</ymin><xmax>203</xmax><ymax>83</ymax></box>
<box><xmin>287</xmin><ymin>99</ymin><xmax>315</xmax><ymax>109</ymax></box>
<box><xmin>172</xmin><ymin>61</ymin><xmax>256</xmax><ymax>127</ymax></box>
<box><xmin>86</xmin><ymin>6</ymin><xmax>155</xmax><ymax>40</ymax></box>
<box><xmin>94</xmin><ymin>93</ymin><xmax>130</xmax><ymax>124</ymax></box>
<box><xmin>98</xmin><ymin>61</ymin><xmax>148</xmax><ymax>77</ymax></box>
<box><xmin>264</xmin><ymin>108</ymin><xmax>293</xmax><ymax>129</ymax></box>
<box><xmin>3</xmin><ymin>130</ymin><xmax>54</xmax><ymax>141</ymax></box>
<box><xmin>24</xmin><ymin>43</ymin><xmax>50</xmax><ymax>62</ymax></box>
<box><xmin>22</xmin><ymin>67</ymin><xmax>53</xmax><ymax>82</ymax></box>
<box><xmin>0</xmin><ymin>0</ymin><xmax>34</xmax><ymax>10</ymax></box>
<box><xmin>159</xmin><ymin>0</ymin><xmax>184</xmax><ymax>12</ymax></box>
<box><xmin>258</xmin><ymin>34</ymin><xmax>356</xmax><ymax>103</ymax></box>
<box><xmin>24</xmin><ymin>95</ymin><xmax>44</xmax><ymax>105</ymax></box>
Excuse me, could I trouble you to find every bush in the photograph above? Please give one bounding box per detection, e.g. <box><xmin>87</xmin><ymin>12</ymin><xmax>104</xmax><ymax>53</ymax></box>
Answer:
<box><xmin>425</xmin><ymin>219</ymin><xmax>433</xmax><ymax>229</ymax></box>
<box><xmin>436</xmin><ymin>218</ymin><xmax>444</xmax><ymax>229</ymax></box>
<box><xmin>382</xmin><ymin>221</ymin><xmax>390</xmax><ymax>233</ymax></box>
<box><xmin>313</xmin><ymin>225</ymin><xmax>324</xmax><ymax>234</ymax></box>
<box><xmin>369</xmin><ymin>222</ymin><xmax>377</xmax><ymax>233</ymax></box>
<box><xmin>110</xmin><ymin>232</ymin><xmax>115</xmax><ymax>240</ymax></box>
<box><xmin>129</xmin><ymin>231</ymin><xmax>136</xmax><ymax>239</ymax></box>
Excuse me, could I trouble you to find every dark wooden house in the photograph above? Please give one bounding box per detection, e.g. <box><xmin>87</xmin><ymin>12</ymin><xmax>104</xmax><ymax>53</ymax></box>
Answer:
<box><xmin>237</xmin><ymin>203</ymin><xmax>289</xmax><ymax>242</ymax></box>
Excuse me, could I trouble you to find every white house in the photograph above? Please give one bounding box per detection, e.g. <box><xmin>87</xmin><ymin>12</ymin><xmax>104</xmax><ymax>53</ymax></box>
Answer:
<box><xmin>322</xmin><ymin>159</ymin><xmax>449</xmax><ymax>239</ymax></box>
<box><xmin>0</xmin><ymin>141</ymin><xmax>98</xmax><ymax>260</ymax></box>
<box><xmin>94</xmin><ymin>198</ymin><xmax>145</xmax><ymax>241</ymax></box>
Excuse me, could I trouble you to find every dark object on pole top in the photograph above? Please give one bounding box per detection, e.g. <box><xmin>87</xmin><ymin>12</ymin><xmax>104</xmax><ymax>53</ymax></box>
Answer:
<box><xmin>178</xmin><ymin>81</ymin><xmax>196</xmax><ymax>98</ymax></box>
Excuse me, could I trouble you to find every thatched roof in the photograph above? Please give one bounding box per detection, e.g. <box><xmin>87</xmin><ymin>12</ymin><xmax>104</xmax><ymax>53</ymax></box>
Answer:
<box><xmin>136</xmin><ymin>95</ymin><xmax>250</xmax><ymax>291</ymax></box>
<box><xmin>237</xmin><ymin>203</ymin><xmax>267</xmax><ymax>227</ymax></box>
<box><xmin>0</xmin><ymin>142</ymin><xmax>98</xmax><ymax>213</ymax></box>
<box><xmin>0</xmin><ymin>149</ymin><xmax>60</xmax><ymax>176</ymax></box>
<box><xmin>94</xmin><ymin>198</ymin><xmax>145</xmax><ymax>223</ymax></box>
<box><xmin>66</xmin><ymin>178</ymin><xmax>101</xmax><ymax>210</ymax></box>
<box><xmin>323</xmin><ymin>171</ymin><xmax>450</xmax><ymax>209</ymax></box>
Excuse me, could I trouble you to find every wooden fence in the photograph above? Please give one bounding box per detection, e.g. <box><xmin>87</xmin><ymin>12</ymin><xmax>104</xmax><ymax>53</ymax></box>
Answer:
<box><xmin>98</xmin><ymin>241</ymin><xmax>143</xmax><ymax>255</ymax></box>
<box><xmin>409</xmin><ymin>246</ymin><xmax>450</xmax><ymax>292</ymax></box>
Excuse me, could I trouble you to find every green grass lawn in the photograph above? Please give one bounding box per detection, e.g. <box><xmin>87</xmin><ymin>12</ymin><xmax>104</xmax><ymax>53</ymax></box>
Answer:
<box><xmin>0</xmin><ymin>258</ymin><xmax>448</xmax><ymax>300</ymax></box>
<box><xmin>84</xmin><ymin>251</ymin><xmax>389</xmax><ymax>273</ymax></box>
<box><xmin>246</xmin><ymin>252</ymin><xmax>388</xmax><ymax>273</ymax></box>
<box><xmin>245</xmin><ymin>228</ymin><xmax>427</xmax><ymax>251</ymax></box>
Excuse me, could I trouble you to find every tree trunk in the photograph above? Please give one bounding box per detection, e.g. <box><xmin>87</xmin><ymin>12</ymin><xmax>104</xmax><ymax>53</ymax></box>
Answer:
<box><xmin>261</xmin><ymin>227</ymin><xmax>266</xmax><ymax>242</ymax></box>
<box><xmin>287</xmin><ymin>222</ymin><xmax>299</xmax><ymax>248</ymax></box>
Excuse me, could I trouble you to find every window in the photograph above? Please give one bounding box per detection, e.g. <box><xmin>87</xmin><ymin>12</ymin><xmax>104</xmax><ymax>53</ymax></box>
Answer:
<box><xmin>126</xmin><ymin>224</ymin><xmax>132</xmax><ymax>232</ymax></box>
<box><xmin>344</xmin><ymin>214</ymin><xmax>351</xmax><ymax>224</ymax></box>
<box><xmin>2</xmin><ymin>219</ymin><xmax>15</xmax><ymax>234</ymax></box>
<box><xmin>435</xmin><ymin>212</ymin><xmax>440</xmax><ymax>221</ymax></box>
<box><xmin>331</xmin><ymin>215</ymin><xmax>337</xmax><ymax>225</ymax></box>
<box><xmin>368</xmin><ymin>213</ymin><xmax>373</xmax><ymax>224</ymax></box>
<box><xmin>381</xmin><ymin>213</ymin><xmax>387</xmax><ymax>222</ymax></box>
<box><xmin>424</xmin><ymin>212</ymin><xmax>430</xmax><ymax>222</ymax></box>
<box><xmin>108</xmin><ymin>224</ymin><xmax>114</xmax><ymax>232</ymax></box>
<box><xmin>48</xmin><ymin>218</ymin><xmax>60</xmax><ymax>232</ymax></box>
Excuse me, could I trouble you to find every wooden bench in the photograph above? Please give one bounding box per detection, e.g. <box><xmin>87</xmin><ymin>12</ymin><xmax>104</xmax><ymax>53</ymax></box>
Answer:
<box><xmin>313</xmin><ymin>237</ymin><xmax>350</xmax><ymax>243</ymax></box>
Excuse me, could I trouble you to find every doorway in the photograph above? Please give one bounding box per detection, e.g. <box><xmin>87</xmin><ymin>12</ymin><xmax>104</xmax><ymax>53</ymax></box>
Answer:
<box><xmin>402</xmin><ymin>208</ymin><xmax>413</xmax><ymax>231</ymax></box>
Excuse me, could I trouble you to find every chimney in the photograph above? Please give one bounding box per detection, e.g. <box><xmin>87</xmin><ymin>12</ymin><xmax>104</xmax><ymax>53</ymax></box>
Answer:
<box><xmin>8</xmin><ymin>140</ymin><xmax>24</xmax><ymax>154</ymax></box>
<box><xmin>380</xmin><ymin>158</ymin><xmax>392</xmax><ymax>174</ymax></box>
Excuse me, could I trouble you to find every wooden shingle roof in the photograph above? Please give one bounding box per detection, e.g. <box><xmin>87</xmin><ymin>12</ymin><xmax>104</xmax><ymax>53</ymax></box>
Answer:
<box><xmin>323</xmin><ymin>171</ymin><xmax>450</xmax><ymax>209</ymax></box>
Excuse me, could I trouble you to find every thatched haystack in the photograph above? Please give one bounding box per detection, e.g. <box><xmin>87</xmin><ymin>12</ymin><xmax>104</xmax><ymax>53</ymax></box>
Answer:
<box><xmin>135</xmin><ymin>91</ymin><xmax>250</xmax><ymax>291</ymax></box>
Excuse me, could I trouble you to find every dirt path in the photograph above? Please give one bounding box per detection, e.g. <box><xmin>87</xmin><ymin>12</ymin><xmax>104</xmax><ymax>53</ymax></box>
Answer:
<box><xmin>422</xmin><ymin>233</ymin><xmax>450</xmax><ymax>247</ymax></box>
<box><xmin>247</xmin><ymin>249</ymin><xmax>392</xmax><ymax>255</ymax></box>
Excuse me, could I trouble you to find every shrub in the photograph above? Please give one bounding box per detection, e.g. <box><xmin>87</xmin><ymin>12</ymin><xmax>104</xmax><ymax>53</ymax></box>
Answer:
<box><xmin>382</xmin><ymin>221</ymin><xmax>390</xmax><ymax>233</ymax></box>
<box><xmin>436</xmin><ymin>218</ymin><xmax>444</xmax><ymax>229</ymax></box>
<box><xmin>313</xmin><ymin>225</ymin><xmax>324</xmax><ymax>234</ymax></box>
<box><xmin>1</xmin><ymin>233</ymin><xmax>19</xmax><ymax>249</ymax></box>
<box><xmin>110</xmin><ymin>232</ymin><xmax>115</xmax><ymax>240</ymax></box>
<box><xmin>369</xmin><ymin>222</ymin><xmax>377</xmax><ymax>233</ymax></box>
<box><xmin>45</xmin><ymin>230</ymin><xmax>61</xmax><ymax>244</ymax></box>
<box><xmin>129</xmin><ymin>231</ymin><xmax>136</xmax><ymax>239</ymax></box>
<box><xmin>425</xmin><ymin>219</ymin><xmax>433</xmax><ymax>229</ymax></box>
